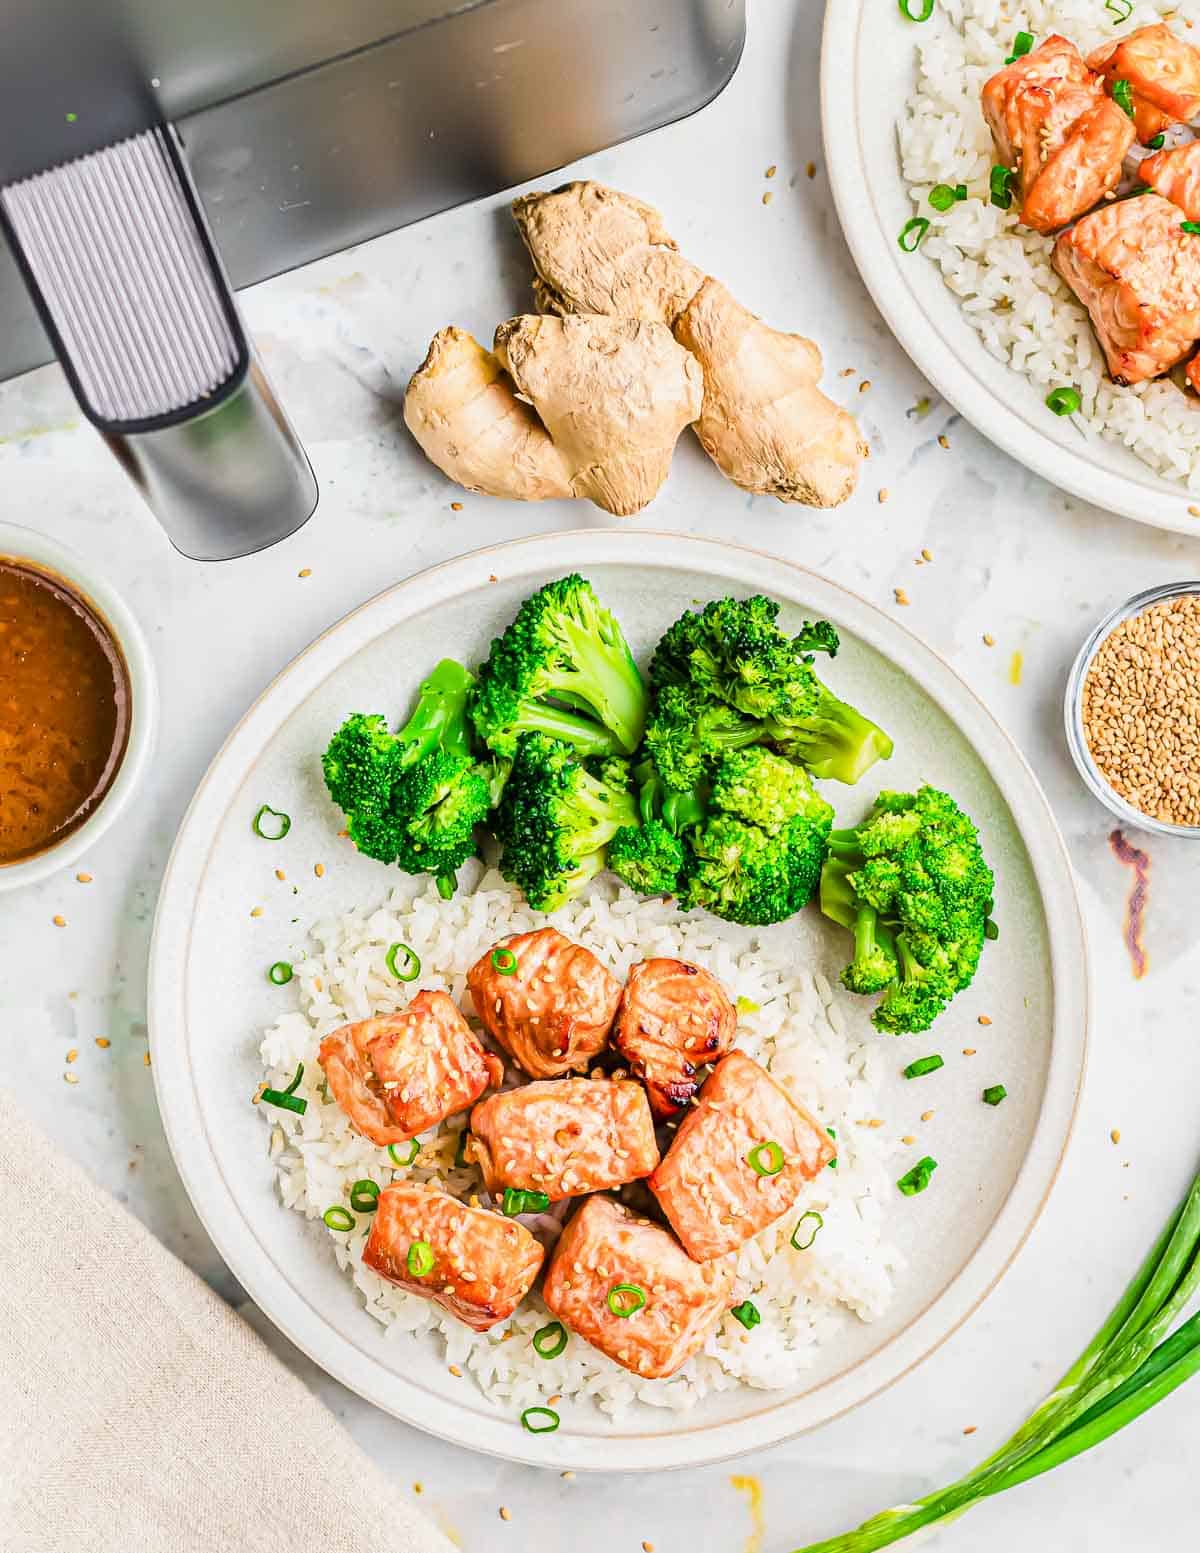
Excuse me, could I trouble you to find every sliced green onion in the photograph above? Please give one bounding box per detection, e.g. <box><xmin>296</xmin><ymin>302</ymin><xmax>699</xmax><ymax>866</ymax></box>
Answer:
<box><xmin>898</xmin><ymin>217</ymin><xmax>930</xmax><ymax>252</ymax></box>
<box><xmin>826</xmin><ymin>1125</ymin><xmax>838</xmax><ymax>1170</ymax></box>
<box><xmin>736</xmin><ymin>995</ymin><xmax>760</xmax><ymax>1015</ymax></box>
<box><xmin>731</xmin><ymin>1300</ymin><xmax>761</xmax><ymax>1331</ymax></box>
<box><xmin>898</xmin><ymin>1156</ymin><xmax>939</xmax><ymax>1196</ymax></box>
<box><xmin>985</xmin><ymin>917</ymin><xmax>1000</xmax><ymax>941</ymax></box>
<box><xmin>1183</xmin><ymin>221</ymin><xmax>1200</xmax><ymax>236</ymax></box>
<box><xmin>903</xmin><ymin>1054</ymin><xmax>945</xmax><ymax>1080</ymax></box>
<box><xmin>607</xmin><ymin>1283</ymin><xmax>647</xmax><ymax>1319</ymax></box>
<box><xmin>385</xmin><ymin>942</ymin><xmax>420</xmax><ymax>981</ymax></box>
<box><xmin>323</xmin><ymin>1205</ymin><xmax>355</xmax><ymax>1231</ymax></box>
<box><xmin>260</xmin><ymin>1065</ymin><xmax>308</xmax><ymax>1115</ymax></box>
<box><xmin>349</xmin><ymin>1178</ymin><xmax>381</xmax><ymax>1213</ymax></box>
<box><xmin>490</xmin><ymin>946</ymin><xmax>518</xmax><ymax>975</ymax></box>
<box><xmin>252</xmin><ymin>803</ymin><xmax>291</xmax><ymax>840</ymax></box>
<box><xmin>1004</xmin><ymin>31</ymin><xmax>1034</xmax><ymax>64</ymax></box>
<box><xmin>532</xmin><ymin>1321</ymin><xmax>569</xmax><ymax>1359</ymax></box>
<box><xmin>454</xmin><ymin>1127</ymin><xmax>471</xmax><ymax>1169</ymax></box>
<box><xmin>389</xmin><ymin>1139</ymin><xmax>421</xmax><ymax>1167</ymax></box>
<box><xmin>1113</xmin><ymin>78</ymin><xmax>1135</xmax><ymax>118</ymax></box>
<box><xmin>746</xmin><ymin>1140</ymin><xmax>786</xmax><ymax>1177</ymax></box>
<box><xmin>267</xmin><ymin>960</ymin><xmax>294</xmax><ymax>985</ymax></box>
<box><xmin>983</xmin><ymin>1084</ymin><xmax>1008</xmax><ymax>1107</ymax></box>
<box><xmin>990</xmin><ymin>164</ymin><xmax>1014</xmax><ymax>210</ymax></box>
<box><xmin>929</xmin><ymin>183</ymin><xmax>965</xmax><ymax>212</ymax></box>
<box><xmin>502</xmin><ymin>1187</ymin><xmax>551</xmax><ymax>1216</ymax></box>
<box><xmin>897</xmin><ymin>0</ymin><xmax>934</xmax><ymax>19</ymax></box>
<box><xmin>1046</xmin><ymin>386</ymin><xmax>1081</xmax><ymax>416</ymax></box>
<box><xmin>406</xmin><ymin>1239</ymin><xmax>434</xmax><ymax>1277</ymax></box>
<box><xmin>791</xmin><ymin>1210</ymin><xmax>824</xmax><ymax>1251</ymax></box>
<box><xmin>520</xmin><ymin>1405</ymin><xmax>561</xmax><ymax>1434</ymax></box>
<box><xmin>282</xmin><ymin>1062</ymin><xmax>304</xmax><ymax>1095</ymax></box>
<box><xmin>1148</xmin><ymin>132</ymin><xmax>1166</xmax><ymax>150</ymax></box>
<box><xmin>1106</xmin><ymin>0</ymin><xmax>1133</xmax><ymax>18</ymax></box>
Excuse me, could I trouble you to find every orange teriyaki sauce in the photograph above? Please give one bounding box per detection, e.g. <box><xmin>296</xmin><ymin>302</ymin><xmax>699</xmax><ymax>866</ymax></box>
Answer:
<box><xmin>0</xmin><ymin>558</ymin><xmax>131</xmax><ymax>864</ymax></box>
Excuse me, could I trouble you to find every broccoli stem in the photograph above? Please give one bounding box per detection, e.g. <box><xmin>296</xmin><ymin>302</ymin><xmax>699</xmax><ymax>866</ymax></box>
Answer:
<box><xmin>542</xmin><ymin>611</ymin><xmax>646</xmax><ymax>755</ymax></box>
<box><xmin>506</xmin><ymin>699</ymin><xmax>626</xmax><ymax>758</ymax></box>
<box><xmin>770</xmin><ymin>691</ymin><xmax>894</xmax><ymax>785</ymax></box>
<box><xmin>397</xmin><ymin>659</ymin><xmax>476</xmax><ymax>765</ymax></box>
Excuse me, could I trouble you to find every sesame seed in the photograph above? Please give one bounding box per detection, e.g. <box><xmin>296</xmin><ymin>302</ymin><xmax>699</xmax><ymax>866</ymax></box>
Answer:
<box><xmin>978</xmin><ymin>1015</ymin><xmax>992</xmax><ymax>1026</ymax></box>
<box><xmin>451</xmin><ymin>501</ymin><xmax>464</xmax><ymax>511</ymax></box>
<box><xmin>963</xmin><ymin>1425</ymin><xmax>978</xmax><ymax>1436</ymax></box>
<box><xmin>806</xmin><ymin>160</ymin><xmax>817</xmax><ymax>178</ymax></box>
<box><xmin>840</xmin><ymin>367</ymin><xmax>856</xmax><ymax>377</ymax></box>
<box><xmin>66</xmin><ymin>1048</ymin><xmax>78</xmax><ymax>1063</ymax></box>
<box><xmin>95</xmin><ymin>1037</ymin><xmax>110</xmax><ymax>1049</ymax></box>
<box><xmin>983</xmin><ymin>633</ymin><xmax>996</xmax><ymax>647</ymax></box>
<box><xmin>413</xmin><ymin>1482</ymin><xmax>423</xmax><ymax>1494</ymax></box>
<box><xmin>859</xmin><ymin>379</ymin><xmax>872</xmax><ymax>394</ymax></box>
<box><xmin>298</xmin><ymin>567</ymin><xmax>312</xmax><ymax>578</ymax></box>
<box><xmin>765</xmin><ymin>164</ymin><xmax>777</xmax><ymax>178</ymax></box>
<box><xmin>144</xmin><ymin>1053</ymin><xmax>152</xmax><ymax>1067</ymax></box>
<box><xmin>314</xmin><ymin>863</ymin><xmax>325</xmax><ymax>878</ymax></box>
<box><xmin>901</xmin><ymin>1134</ymin><xmax>916</xmax><ymax>1145</ymax></box>
<box><xmin>867</xmin><ymin>1118</ymin><xmax>884</xmax><ymax>1128</ymax></box>
<box><xmin>938</xmin><ymin>433</ymin><xmax>950</xmax><ymax>449</ymax></box>
<box><xmin>877</xmin><ymin>488</ymin><xmax>889</xmax><ymax>503</ymax></box>
<box><xmin>762</xmin><ymin>191</ymin><xmax>774</xmax><ymax>205</ymax></box>
<box><xmin>499</xmin><ymin>1506</ymin><xmax>512</xmax><ymax>1522</ymax></box>
<box><xmin>52</xmin><ymin>914</ymin><xmax>66</xmax><ymax>927</ymax></box>
<box><xmin>1190</xmin><ymin>505</ymin><xmax>1200</xmax><ymax>518</ymax></box>
<box><xmin>250</xmin><ymin>906</ymin><xmax>263</xmax><ymax>918</ymax></box>
<box><xmin>64</xmin><ymin>1072</ymin><xmax>79</xmax><ymax>1085</ymax></box>
<box><xmin>561</xmin><ymin>1470</ymin><xmax>576</xmax><ymax>1481</ymax></box>
<box><xmin>1111</xmin><ymin>1128</ymin><xmax>1121</xmax><ymax>1144</ymax></box>
<box><xmin>921</xmin><ymin>1109</ymin><xmax>935</xmax><ymax>1121</ymax></box>
<box><xmin>643</xmin><ymin>1542</ymin><xmax>656</xmax><ymax>1552</ymax></box>
<box><xmin>894</xmin><ymin>588</ymin><xmax>910</xmax><ymax>606</ymax></box>
<box><xmin>448</xmin><ymin>1364</ymin><xmax>463</xmax><ymax>1376</ymax></box>
<box><xmin>963</xmin><ymin>1047</ymin><xmax>977</xmax><ymax>1056</ymax></box>
<box><xmin>76</xmin><ymin>872</ymin><xmax>92</xmax><ymax>884</ymax></box>
<box><xmin>921</xmin><ymin>548</ymin><xmax>933</xmax><ymax>561</ymax></box>
<box><xmin>275</xmin><ymin>868</ymin><xmax>286</xmax><ymax>881</ymax></box>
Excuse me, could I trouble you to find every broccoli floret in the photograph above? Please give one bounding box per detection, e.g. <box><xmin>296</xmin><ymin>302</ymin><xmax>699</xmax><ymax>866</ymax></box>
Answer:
<box><xmin>819</xmin><ymin>786</ymin><xmax>996</xmax><ymax>1034</ymax></box>
<box><xmin>494</xmin><ymin>732</ymin><xmax>638</xmax><ymax>910</ymax></box>
<box><xmin>322</xmin><ymin>713</ymin><xmax>402</xmax><ymax>818</ymax></box>
<box><xmin>681</xmin><ymin>808</ymin><xmax>829</xmax><ymax>926</ymax></box>
<box><xmin>794</xmin><ymin>620</ymin><xmax>841</xmax><ymax>658</ymax></box>
<box><xmin>643</xmin><ymin>684</ymin><xmax>761</xmax><ymax>793</ymax></box>
<box><xmin>609</xmin><ymin>819</ymin><xmax>685</xmax><ymax>895</ymax></box>
<box><xmin>391</xmin><ymin>751</ymin><xmax>490</xmax><ymax>898</ymax></box>
<box><xmin>708</xmin><ymin>747</ymin><xmax>834</xmax><ymax>833</ymax></box>
<box><xmin>471</xmin><ymin>575</ymin><xmax>647</xmax><ymax>759</ymax></box>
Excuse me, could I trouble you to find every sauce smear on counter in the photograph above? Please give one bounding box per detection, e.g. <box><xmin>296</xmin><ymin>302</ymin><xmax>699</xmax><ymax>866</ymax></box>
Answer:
<box><xmin>0</xmin><ymin>559</ymin><xmax>130</xmax><ymax>864</ymax></box>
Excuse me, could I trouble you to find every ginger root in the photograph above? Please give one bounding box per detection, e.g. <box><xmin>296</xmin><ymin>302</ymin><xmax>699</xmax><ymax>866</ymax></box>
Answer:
<box><xmin>512</xmin><ymin>180</ymin><xmax>866</xmax><ymax>508</ymax></box>
<box><xmin>403</xmin><ymin>314</ymin><xmax>701</xmax><ymax>517</ymax></box>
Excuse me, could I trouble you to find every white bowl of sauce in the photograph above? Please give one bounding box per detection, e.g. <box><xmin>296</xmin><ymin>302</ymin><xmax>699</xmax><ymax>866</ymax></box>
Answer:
<box><xmin>0</xmin><ymin>522</ymin><xmax>156</xmax><ymax>889</ymax></box>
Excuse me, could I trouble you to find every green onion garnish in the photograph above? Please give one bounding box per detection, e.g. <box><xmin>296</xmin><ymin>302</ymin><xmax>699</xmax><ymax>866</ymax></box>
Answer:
<box><xmin>532</xmin><ymin>1321</ymin><xmax>569</xmax><ymax>1359</ymax></box>
<box><xmin>983</xmin><ymin>1084</ymin><xmax>1008</xmax><ymax>1107</ymax></box>
<box><xmin>490</xmin><ymin>946</ymin><xmax>518</xmax><ymax>975</ymax></box>
<box><xmin>1105</xmin><ymin>0</ymin><xmax>1133</xmax><ymax>18</ymax></box>
<box><xmin>267</xmin><ymin>960</ymin><xmax>294</xmax><ymax>986</ymax></box>
<box><xmin>349</xmin><ymin>1178</ymin><xmax>381</xmax><ymax>1213</ymax></box>
<box><xmin>520</xmin><ymin>1405</ymin><xmax>561</xmax><ymax>1434</ymax></box>
<box><xmin>897</xmin><ymin>0</ymin><xmax>934</xmax><ymax>19</ymax></box>
<box><xmin>502</xmin><ymin>1187</ymin><xmax>551</xmax><ymax>1216</ymax></box>
<box><xmin>985</xmin><ymin>917</ymin><xmax>1000</xmax><ymax>941</ymax></box>
<box><xmin>454</xmin><ymin>1127</ymin><xmax>471</xmax><ymax>1169</ymax></box>
<box><xmin>1148</xmin><ymin>132</ymin><xmax>1166</xmax><ymax>150</ymax></box>
<box><xmin>1183</xmin><ymin>221</ymin><xmax>1200</xmax><ymax>236</ymax></box>
<box><xmin>903</xmin><ymin>1055</ymin><xmax>945</xmax><ymax>1080</ymax></box>
<box><xmin>791</xmin><ymin>1210</ymin><xmax>824</xmax><ymax>1251</ymax></box>
<box><xmin>898</xmin><ymin>217</ymin><xmax>930</xmax><ymax>252</ymax></box>
<box><xmin>259</xmin><ymin>1061</ymin><xmax>307</xmax><ymax>1115</ymax></box>
<box><xmin>898</xmin><ymin>1156</ymin><xmax>939</xmax><ymax>1196</ymax></box>
<box><xmin>989</xmin><ymin>165</ymin><xmax>1014</xmax><ymax>210</ymax></box>
<box><xmin>406</xmin><ymin>1239</ymin><xmax>434</xmax><ymax>1277</ymax></box>
<box><xmin>736</xmin><ymin>995</ymin><xmax>760</xmax><ymax>1015</ymax></box>
<box><xmin>731</xmin><ymin>1300</ymin><xmax>761</xmax><ymax>1331</ymax></box>
<box><xmin>282</xmin><ymin>1062</ymin><xmax>304</xmax><ymax>1095</ymax></box>
<box><xmin>826</xmin><ymin>1126</ymin><xmax>838</xmax><ymax>1170</ymax></box>
<box><xmin>1004</xmin><ymin>31</ymin><xmax>1034</xmax><ymax>64</ymax></box>
<box><xmin>929</xmin><ymin>183</ymin><xmax>965</xmax><ymax>212</ymax></box>
<box><xmin>1045</xmin><ymin>386</ymin><xmax>1081</xmax><ymax>416</ymax></box>
<box><xmin>388</xmin><ymin>1140</ymin><xmax>421</xmax><ymax>1167</ymax></box>
<box><xmin>385</xmin><ymin>942</ymin><xmax>420</xmax><ymax>981</ymax></box>
<box><xmin>1113</xmin><ymin>78</ymin><xmax>1134</xmax><ymax>118</ymax></box>
<box><xmin>323</xmin><ymin>1206</ymin><xmax>354</xmax><ymax>1231</ymax></box>
<box><xmin>607</xmin><ymin>1283</ymin><xmax>647</xmax><ymax>1318</ymax></box>
<box><xmin>252</xmin><ymin>803</ymin><xmax>291</xmax><ymax>840</ymax></box>
<box><xmin>746</xmin><ymin>1140</ymin><xmax>786</xmax><ymax>1177</ymax></box>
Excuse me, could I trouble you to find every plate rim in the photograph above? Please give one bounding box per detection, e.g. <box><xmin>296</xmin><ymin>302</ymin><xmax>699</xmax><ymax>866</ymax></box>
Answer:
<box><xmin>148</xmin><ymin>528</ymin><xmax>1089</xmax><ymax>1472</ymax></box>
<box><xmin>820</xmin><ymin>2</ymin><xmax>1200</xmax><ymax>538</ymax></box>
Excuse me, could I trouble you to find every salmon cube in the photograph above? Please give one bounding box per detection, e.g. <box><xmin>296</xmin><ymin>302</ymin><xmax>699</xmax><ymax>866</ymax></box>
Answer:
<box><xmin>467</xmin><ymin>927</ymin><xmax>621</xmax><ymax>1078</ymax></box>
<box><xmin>649</xmin><ymin>1050</ymin><xmax>834</xmax><ymax>1262</ymax></box>
<box><xmin>1018</xmin><ymin>97</ymin><xmax>1134</xmax><ymax>234</ymax></box>
<box><xmin>982</xmin><ymin>35</ymin><xmax>1092</xmax><ymax>170</ymax></box>
<box><xmin>1089</xmin><ymin>25</ymin><xmax>1200</xmax><ymax>129</ymax></box>
<box><xmin>362</xmin><ymin>1182</ymin><xmax>543</xmax><ymax>1332</ymax></box>
<box><xmin>541</xmin><ymin>1196</ymin><xmax>734</xmax><ymax>1378</ymax></box>
<box><xmin>1141</xmin><ymin>141</ymin><xmax>1200</xmax><ymax>221</ymax></box>
<box><xmin>612</xmin><ymin>957</ymin><xmax>737</xmax><ymax>1119</ymax></box>
<box><xmin>318</xmin><ymin>990</ymin><xmax>502</xmax><ymax>1147</ymax></box>
<box><xmin>469</xmin><ymin>1077</ymin><xmax>658</xmax><ymax>1200</ymax></box>
<box><xmin>1054</xmin><ymin>194</ymin><xmax>1200</xmax><ymax>384</ymax></box>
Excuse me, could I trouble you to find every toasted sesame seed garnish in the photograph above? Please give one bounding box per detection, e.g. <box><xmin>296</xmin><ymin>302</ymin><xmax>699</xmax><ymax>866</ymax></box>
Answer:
<box><xmin>314</xmin><ymin>863</ymin><xmax>325</xmax><ymax>878</ymax></box>
<box><xmin>859</xmin><ymin>379</ymin><xmax>872</xmax><ymax>393</ymax></box>
<box><xmin>52</xmin><ymin>914</ymin><xmax>67</xmax><ymax>927</ymax></box>
<box><xmin>762</xmin><ymin>191</ymin><xmax>774</xmax><ymax>206</ymax></box>
<box><xmin>806</xmin><ymin>160</ymin><xmax>817</xmax><ymax>178</ymax></box>
<box><xmin>1111</xmin><ymin>1128</ymin><xmax>1121</xmax><ymax>1144</ymax></box>
<box><xmin>250</xmin><ymin>906</ymin><xmax>263</xmax><ymax>918</ymax></box>
<box><xmin>643</xmin><ymin>1542</ymin><xmax>656</xmax><ymax>1552</ymax></box>
<box><xmin>561</xmin><ymin>1470</ymin><xmax>576</xmax><ymax>1480</ymax></box>
<box><xmin>894</xmin><ymin>588</ymin><xmax>910</xmax><ymax>606</ymax></box>
<box><xmin>1190</xmin><ymin>505</ymin><xmax>1200</xmax><ymax>518</ymax></box>
<box><xmin>765</xmin><ymin>165</ymin><xmax>777</xmax><ymax>179</ymax></box>
<box><xmin>921</xmin><ymin>548</ymin><xmax>933</xmax><ymax>562</ymax></box>
<box><xmin>938</xmin><ymin>433</ymin><xmax>950</xmax><ymax>449</ymax></box>
<box><xmin>413</xmin><ymin>1482</ymin><xmax>423</xmax><ymax>1494</ymax></box>
<box><xmin>66</xmin><ymin>1048</ymin><xmax>78</xmax><ymax>1063</ymax></box>
<box><xmin>840</xmin><ymin>367</ymin><xmax>856</xmax><ymax>377</ymax></box>
<box><xmin>63</xmin><ymin>1071</ymin><xmax>79</xmax><ymax>1085</ymax></box>
<box><xmin>983</xmin><ymin>633</ymin><xmax>996</xmax><ymax>647</ymax></box>
<box><xmin>144</xmin><ymin>1052</ymin><xmax>152</xmax><ymax>1067</ymax></box>
<box><xmin>877</xmin><ymin>488</ymin><xmax>889</xmax><ymax>504</ymax></box>
<box><xmin>901</xmin><ymin>1134</ymin><xmax>916</xmax><ymax>1145</ymax></box>
<box><xmin>95</xmin><ymin>1037</ymin><xmax>110</xmax><ymax>1049</ymax></box>
<box><xmin>450</xmin><ymin>501</ymin><xmax>464</xmax><ymax>511</ymax></box>
<box><xmin>962</xmin><ymin>1047</ymin><xmax>977</xmax><ymax>1056</ymax></box>
<box><xmin>76</xmin><ymin>872</ymin><xmax>92</xmax><ymax>884</ymax></box>
<box><xmin>548</xmin><ymin>1393</ymin><xmax>562</xmax><ymax>1405</ymax></box>
<box><xmin>499</xmin><ymin>1506</ymin><xmax>512</xmax><ymax>1522</ymax></box>
<box><xmin>448</xmin><ymin>1364</ymin><xmax>463</xmax><ymax>1376</ymax></box>
<box><xmin>963</xmin><ymin>1425</ymin><xmax>977</xmax><ymax>1436</ymax></box>
<box><xmin>978</xmin><ymin>1015</ymin><xmax>992</xmax><ymax>1026</ymax></box>
<box><xmin>921</xmin><ymin>1109</ymin><xmax>935</xmax><ymax>1121</ymax></box>
<box><xmin>867</xmin><ymin>1118</ymin><xmax>885</xmax><ymax>1128</ymax></box>
<box><xmin>275</xmin><ymin>868</ymin><xmax>286</xmax><ymax>881</ymax></box>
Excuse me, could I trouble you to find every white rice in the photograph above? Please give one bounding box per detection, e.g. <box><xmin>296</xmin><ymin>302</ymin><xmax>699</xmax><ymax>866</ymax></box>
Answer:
<box><xmin>901</xmin><ymin>0</ymin><xmax>1200</xmax><ymax>490</ymax></box>
<box><xmin>259</xmin><ymin>867</ymin><xmax>900</xmax><ymax>1419</ymax></box>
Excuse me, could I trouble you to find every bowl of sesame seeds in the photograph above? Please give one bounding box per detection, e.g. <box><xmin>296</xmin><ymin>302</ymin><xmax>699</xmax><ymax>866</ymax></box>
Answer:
<box><xmin>1066</xmin><ymin>582</ymin><xmax>1200</xmax><ymax>837</ymax></box>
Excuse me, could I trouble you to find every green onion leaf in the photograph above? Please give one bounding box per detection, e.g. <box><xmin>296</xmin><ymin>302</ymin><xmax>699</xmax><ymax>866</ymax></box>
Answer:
<box><xmin>259</xmin><ymin>1078</ymin><xmax>308</xmax><ymax>1115</ymax></box>
<box><xmin>252</xmin><ymin>803</ymin><xmax>291</xmax><ymax>840</ymax></box>
<box><xmin>388</xmin><ymin>1140</ymin><xmax>421</xmax><ymax>1167</ymax></box>
<box><xmin>520</xmin><ymin>1405</ymin><xmax>561</xmax><ymax>1434</ymax></box>
<box><xmin>990</xmin><ymin>165</ymin><xmax>1014</xmax><ymax>209</ymax></box>
<box><xmin>897</xmin><ymin>0</ymin><xmax>934</xmax><ymax>19</ymax></box>
<box><xmin>406</xmin><ymin>1239</ymin><xmax>434</xmax><ymax>1277</ymax></box>
<box><xmin>490</xmin><ymin>946</ymin><xmax>518</xmax><ymax>975</ymax></box>
<box><xmin>928</xmin><ymin>184</ymin><xmax>959</xmax><ymax>212</ymax></box>
<box><xmin>791</xmin><ymin>1210</ymin><xmax>824</xmax><ymax>1251</ymax></box>
<box><xmin>1045</xmin><ymin>386</ymin><xmax>1081</xmax><ymax>416</ymax></box>
<box><xmin>502</xmin><ymin>1187</ymin><xmax>551</xmax><ymax>1216</ymax></box>
<box><xmin>349</xmin><ymin>1178</ymin><xmax>381</xmax><ymax>1213</ymax></box>
<box><xmin>898</xmin><ymin>216</ymin><xmax>930</xmax><ymax>252</ymax></box>
<box><xmin>1148</xmin><ymin>132</ymin><xmax>1166</xmax><ymax>150</ymax></box>
<box><xmin>267</xmin><ymin>960</ymin><xmax>294</xmax><ymax>986</ymax></box>
<box><xmin>1106</xmin><ymin>0</ymin><xmax>1133</xmax><ymax>22</ymax></box>
<box><xmin>826</xmin><ymin>1125</ymin><xmax>838</xmax><ymax>1170</ymax></box>
<box><xmin>985</xmin><ymin>917</ymin><xmax>1000</xmax><ymax>941</ymax></box>
<box><xmin>903</xmin><ymin>1054</ymin><xmax>945</xmax><ymax>1080</ymax></box>
<box><xmin>983</xmin><ymin>1084</ymin><xmax>1008</xmax><ymax>1106</ymax></box>
<box><xmin>1004</xmin><ymin>31</ymin><xmax>1034</xmax><ymax>64</ymax></box>
<box><xmin>1183</xmin><ymin>221</ymin><xmax>1200</xmax><ymax>236</ymax></box>
<box><xmin>731</xmin><ymin>1300</ymin><xmax>762</xmax><ymax>1331</ymax></box>
<box><xmin>897</xmin><ymin>1156</ymin><xmax>939</xmax><ymax>1196</ymax></box>
<box><xmin>954</xmin><ymin>183</ymin><xmax>967</xmax><ymax>201</ymax></box>
<box><xmin>385</xmin><ymin>942</ymin><xmax>420</xmax><ymax>981</ymax></box>
<box><xmin>607</xmin><ymin>1283</ymin><xmax>647</xmax><ymax>1318</ymax></box>
<box><xmin>532</xmin><ymin>1321</ymin><xmax>569</xmax><ymax>1359</ymax></box>
<box><xmin>746</xmin><ymin>1140</ymin><xmax>785</xmax><ymax>1177</ymax></box>
<box><xmin>1113</xmin><ymin>78</ymin><xmax>1135</xmax><ymax>118</ymax></box>
<box><xmin>282</xmin><ymin>1062</ymin><xmax>304</xmax><ymax>1095</ymax></box>
<box><xmin>323</xmin><ymin>1205</ymin><xmax>355</xmax><ymax>1231</ymax></box>
<box><xmin>736</xmin><ymin>995</ymin><xmax>760</xmax><ymax>1015</ymax></box>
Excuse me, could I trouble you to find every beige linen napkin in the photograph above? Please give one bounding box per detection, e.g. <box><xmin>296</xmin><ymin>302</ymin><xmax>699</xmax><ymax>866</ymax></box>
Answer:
<box><xmin>0</xmin><ymin>1088</ymin><xmax>455</xmax><ymax>1553</ymax></box>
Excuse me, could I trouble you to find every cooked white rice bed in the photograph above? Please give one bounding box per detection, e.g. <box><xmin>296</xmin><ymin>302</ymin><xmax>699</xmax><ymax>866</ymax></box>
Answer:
<box><xmin>260</xmin><ymin>870</ymin><xmax>900</xmax><ymax>1418</ymax></box>
<box><xmin>901</xmin><ymin>0</ymin><xmax>1200</xmax><ymax>491</ymax></box>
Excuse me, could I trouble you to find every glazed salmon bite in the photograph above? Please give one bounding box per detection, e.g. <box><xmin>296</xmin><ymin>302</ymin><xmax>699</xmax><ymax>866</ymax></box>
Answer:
<box><xmin>612</xmin><ymin>957</ymin><xmax>737</xmax><ymax>1119</ymax></box>
<box><xmin>649</xmin><ymin>1049</ymin><xmax>835</xmax><ymax>1262</ymax></box>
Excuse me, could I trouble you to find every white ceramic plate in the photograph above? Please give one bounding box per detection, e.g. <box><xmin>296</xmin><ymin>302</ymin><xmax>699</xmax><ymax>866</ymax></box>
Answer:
<box><xmin>821</xmin><ymin>3</ymin><xmax>1200</xmax><ymax>536</ymax></box>
<box><xmin>148</xmin><ymin>530</ymin><xmax>1087</xmax><ymax>1471</ymax></box>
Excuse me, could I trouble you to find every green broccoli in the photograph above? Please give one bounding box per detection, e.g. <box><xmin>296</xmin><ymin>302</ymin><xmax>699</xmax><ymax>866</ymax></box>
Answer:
<box><xmin>470</xmin><ymin>575</ymin><xmax>647</xmax><ymax>759</ymax></box>
<box><xmin>608</xmin><ymin>819</ymin><xmax>685</xmax><ymax>896</ymax></box>
<box><xmin>819</xmin><ymin>786</ymin><xmax>996</xmax><ymax>1034</ymax></box>
<box><xmin>643</xmin><ymin>684</ymin><xmax>760</xmax><ymax>793</ymax></box>
<box><xmin>494</xmin><ymin>732</ymin><xmax>638</xmax><ymax>910</ymax></box>
<box><xmin>321</xmin><ymin>659</ymin><xmax>490</xmax><ymax>896</ymax></box>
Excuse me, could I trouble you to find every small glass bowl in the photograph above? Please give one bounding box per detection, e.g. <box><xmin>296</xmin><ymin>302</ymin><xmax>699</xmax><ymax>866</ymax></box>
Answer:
<box><xmin>1064</xmin><ymin>580</ymin><xmax>1200</xmax><ymax>840</ymax></box>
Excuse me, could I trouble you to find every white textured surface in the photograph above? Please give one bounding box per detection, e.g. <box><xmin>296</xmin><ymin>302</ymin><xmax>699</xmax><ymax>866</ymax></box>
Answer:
<box><xmin>0</xmin><ymin>0</ymin><xmax>1196</xmax><ymax>1546</ymax></box>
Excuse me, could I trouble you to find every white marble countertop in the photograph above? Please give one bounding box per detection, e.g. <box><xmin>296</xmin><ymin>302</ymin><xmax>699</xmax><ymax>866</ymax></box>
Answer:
<box><xmin>2</xmin><ymin>2</ymin><xmax>1198</xmax><ymax>1547</ymax></box>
